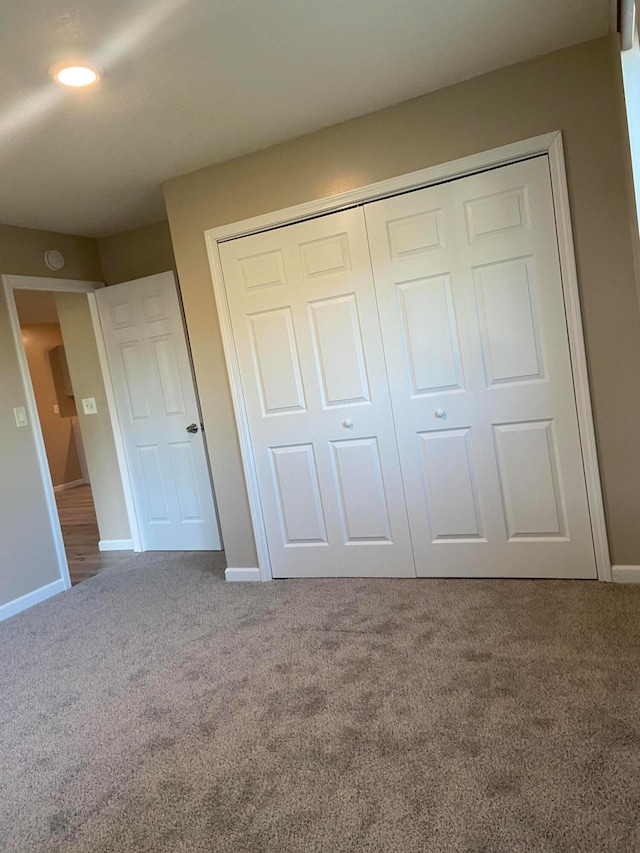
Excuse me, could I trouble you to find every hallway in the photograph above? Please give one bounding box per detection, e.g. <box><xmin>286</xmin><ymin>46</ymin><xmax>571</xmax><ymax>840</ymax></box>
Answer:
<box><xmin>55</xmin><ymin>484</ymin><xmax>133</xmax><ymax>585</ymax></box>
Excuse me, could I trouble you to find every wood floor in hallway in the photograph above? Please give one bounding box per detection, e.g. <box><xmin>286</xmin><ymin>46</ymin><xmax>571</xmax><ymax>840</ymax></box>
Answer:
<box><xmin>55</xmin><ymin>484</ymin><xmax>133</xmax><ymax>585</ymax></box>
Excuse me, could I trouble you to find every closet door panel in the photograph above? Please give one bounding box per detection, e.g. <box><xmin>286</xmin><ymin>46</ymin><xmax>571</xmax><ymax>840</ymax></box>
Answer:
<box><xmin>366</xmin><ymin>158</ymin><xmax>596</xmax><ymax>578</ymax></box>
<box><xmin>219</xmin><ymin>208</ymin><xmax>414</xmax><ymax>578</ymax></box>
<box><xmin>450</xmin><ymin>158</ymin><xmax>594</xmax><ymax>576</ymax></box>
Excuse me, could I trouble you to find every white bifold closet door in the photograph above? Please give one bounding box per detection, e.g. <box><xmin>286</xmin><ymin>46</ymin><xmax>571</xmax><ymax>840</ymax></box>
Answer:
<box><xmin>365</xmin><ymin>157</ymin><xmax>596</xmax><ymax>578</ymax></box>
<box><xmin>219</xmin><ymin>157</ymin><xmax>596</xmax><ymax>579</ymax></box>
<box><xmin>219</xmin><ymin>209</ymin><xmax>415</xmax><ymax>577</ymax></box>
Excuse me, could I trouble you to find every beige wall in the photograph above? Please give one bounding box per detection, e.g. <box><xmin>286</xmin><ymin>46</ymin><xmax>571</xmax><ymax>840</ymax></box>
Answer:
<box><xmin>55</xmin><ymin>293</ymin><xmax>131</xmax><ymax>543</ymax></box>
<box><xmin>164</xmin><ymin>35</ymin><xmax>640</xmax><ymax>568</ymax></box>
<box><xmin>0</xmin><ymin>224</ymin><xmax>102</xmax><ymax>281</ymax></box>
<box><xmin>0</xmin><ymin>224</ymin><xmax>102</xmax><ymax>607</ymax></box>
<box><xmin>19</xmin><ymin>323</ymin><xmax>82</xmax><ymax>488</ymax></box>
<box><xmin>98</xmin><ymin>221</ymin><xmax>176</xmax><ymax>286</ymax></box>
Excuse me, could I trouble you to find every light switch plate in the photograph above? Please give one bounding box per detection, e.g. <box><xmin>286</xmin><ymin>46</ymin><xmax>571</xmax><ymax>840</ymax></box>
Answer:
<box><xmin>82</xmin><ymin>397</ymin><xmax>97</xmax><ymax>415</ymax></box>
<box><xmin>53</xmin><ymin>404</ymin><xmax>59</xmax><ymax>414</ymax></box>
<box><xmin>14</xmin><ymin>406</ymin><xmax>28</xmax><ymax>427</ymax></box>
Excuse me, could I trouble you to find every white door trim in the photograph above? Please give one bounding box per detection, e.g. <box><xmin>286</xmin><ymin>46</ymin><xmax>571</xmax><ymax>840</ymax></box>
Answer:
<box><xmin>205</xmin><ymin>131</ymin><xmax>611</xmax><ymax>583</ymax></box>
<box><xmin>2</xmin><ymin>274</ymin><xmax>143</xmax><ymax>597</ymax></box>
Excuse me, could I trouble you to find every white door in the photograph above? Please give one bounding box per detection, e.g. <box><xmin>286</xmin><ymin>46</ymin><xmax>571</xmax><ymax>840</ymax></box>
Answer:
<box><xmin>365</xmin><ymin>157</ymin><xmax>596</xmax><ymax>578</ymax></box>
<box><xmin>219</xmin><ymin>208</ymin><xmax>415</xmax><ymax>577</ymax></box>
<box><xmin>96</xmin><ymin>272</ymin><xmax>221</xmax><ymax>551</ymax></box>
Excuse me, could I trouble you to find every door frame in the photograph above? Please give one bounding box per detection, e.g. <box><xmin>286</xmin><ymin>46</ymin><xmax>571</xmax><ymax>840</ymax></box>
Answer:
<box><xmin>205</xmin><ymin>131</ymin><xmax>611</xmax><ymax>583</ymax></box>
<box><xmin>2</xmin><ymin>274</ymin><xmax>143</xmax><ymax>591</ymax></box>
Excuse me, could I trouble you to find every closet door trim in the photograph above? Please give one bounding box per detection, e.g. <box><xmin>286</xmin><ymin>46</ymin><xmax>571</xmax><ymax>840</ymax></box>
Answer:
<box><xmin>205</xmin><ymin>132</ymin><xmax>611</xmax><ymax>583</ymax></box>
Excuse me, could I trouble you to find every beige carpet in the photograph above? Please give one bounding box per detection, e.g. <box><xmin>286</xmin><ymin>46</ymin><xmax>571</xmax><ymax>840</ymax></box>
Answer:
<box><xmin>2</xmin><ymin>553</ymin><xmax>640</xmax><ymax>851</ymax></box>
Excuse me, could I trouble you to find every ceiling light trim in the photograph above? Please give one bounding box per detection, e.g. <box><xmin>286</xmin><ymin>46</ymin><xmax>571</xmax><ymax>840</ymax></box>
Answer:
<box><xmin>51</xmin><ymin>62</ymin><xmax>102</xmax><ymax>88</ymax></box>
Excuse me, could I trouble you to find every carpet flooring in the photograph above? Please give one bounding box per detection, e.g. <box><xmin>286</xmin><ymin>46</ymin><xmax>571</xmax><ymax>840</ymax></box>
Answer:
<box><xmin>2</xmin><ymin>554</ymin><xmax>640</xmax><ymax>852</ymax></box>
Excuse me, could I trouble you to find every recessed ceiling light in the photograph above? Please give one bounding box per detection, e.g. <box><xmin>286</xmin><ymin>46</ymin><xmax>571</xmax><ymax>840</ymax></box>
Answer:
<box><xmin>52</xmin><ymin>63</ymin><xmax>100</xmax><ymax>88</ymax></box>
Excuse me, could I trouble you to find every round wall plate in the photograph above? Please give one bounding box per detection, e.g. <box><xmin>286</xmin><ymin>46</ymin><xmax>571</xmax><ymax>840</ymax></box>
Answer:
<box><xmin>44</xmin><ymin>249</ymin><xmax>65</xmax><ymax>271</ymax></box>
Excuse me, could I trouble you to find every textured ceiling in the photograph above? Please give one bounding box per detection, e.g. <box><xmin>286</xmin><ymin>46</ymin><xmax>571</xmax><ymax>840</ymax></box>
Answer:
<box><xmin>0</xmin><ymin>0</ymin><xmax>612</xmax><ymax>237</ymax></box>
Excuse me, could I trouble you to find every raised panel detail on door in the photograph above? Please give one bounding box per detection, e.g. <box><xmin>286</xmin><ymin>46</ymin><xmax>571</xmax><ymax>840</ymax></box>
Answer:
<box><xmin>331</xmin><ymin>437</ymin><xmax>392</xmax><ymax>543</ymax></box>
<box><xmin>239</xmin><ymin>250</ymin><xmax>287</xmax><ymax>292</ymax></box>
<box><xmin>110</xmin><ymin>301</ymin><xmax>136</xmax><ymax>329</ymax></box>
<box><xmin>299</xmin><ymin>233</ymin><xmax>351</xmax><ymax>278</ymax></box>
<box><xmin>269</xmin><ymin>444</ymin><xmax>327</xmax><ymax>545</ymax></box>
<box><xmin>473</xmin><ymin>257</ymin><xmax>544</xmax><ymax>385</ymax></box>
<box><xmin>418</xmin><ymin>428</ymin><xmax>484</xmax><ymax>541</ymax></box>
<box><xmin>398</xmin><ymin>274</ymin><xmax>464</xmax><ymax>396</ymax></box>
<box><xmin>143</xmin><ymin>293</ymin><xmax>169</xmax><ymax>322</ymax></box>
<box><xmin>120</xmin><ymin>341</ymin><xmax>151</xmax><ymax>420</ymax></box>
<box><xmin>386</xmin><ymin>209</ymin><xmax>445</xmax><ymax>258</ymax></box>
<box><xmin>138</xmin><ymin>445</ymin><xmax>169</xmax><ymax>523</ymax></box>
<box><xmin>309</xmin><ymin>293</ymin><xmax>370</xmax><ymax>407</ymax></box>
<box><xmin>493</xmin><ymin>420</ymin><xmax>566</xmax><ymax>539</ymax></box>
<box><xmin>249</xmin><ymin>307</ymin><xmax>306</xmax><ymax>416</ymax></box>
<box><xmin>169</xmin><ymin>442</ymin><xmax>204</xmax><ymax>522</ymax></box>
<box><xmin>464</xmin><ymin>187</ymin><xmax>530</xmax><ymax>243</ymax></box>
<box><xmin>151</xmin><ymin>335</ymin><xmax>186</xmax><ymax>416</ymax></box>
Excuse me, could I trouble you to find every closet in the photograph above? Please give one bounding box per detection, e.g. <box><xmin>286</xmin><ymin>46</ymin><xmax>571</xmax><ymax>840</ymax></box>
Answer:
<box><xmin>218</xmin><ymin>156</ymin><xmax>597</xmax><ymax>579</ymax></box>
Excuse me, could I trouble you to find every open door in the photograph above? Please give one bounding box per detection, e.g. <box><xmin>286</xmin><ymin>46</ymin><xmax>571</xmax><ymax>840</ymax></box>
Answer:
<box><xmin>96</xmin><ymin>272</ymin><xmax>221</xmax><ymax>551</ymax></box>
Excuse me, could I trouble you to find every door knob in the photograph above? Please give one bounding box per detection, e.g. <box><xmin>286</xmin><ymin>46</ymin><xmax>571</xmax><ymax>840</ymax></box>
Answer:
<box><xmin>186</xmin><ymin>423</ymin><xmax>199</xmax><ymax>433</ymax></box>
<box><xmin>434</xmin><ymin>409</ymin><xmax>447</xmax><ymax>419</ymax></box>
<box><xmin>342</xmin><ymin>419</ymin><xmax>354</xmax><ymax>430</ymax></box>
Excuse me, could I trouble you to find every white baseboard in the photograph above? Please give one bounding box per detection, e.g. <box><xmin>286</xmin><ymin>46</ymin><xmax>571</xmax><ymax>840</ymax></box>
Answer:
<box><xmin>53</xmin><ymin>478</ymin><xmax>86</xmax><ymax>493</ymax></box>
<box><xmin>0</xmin><ymin>578</ymin><xmax>66</xmax><ymax>622</ymax></box>
<box><xmin>225</xmin><ymin>567</ymin><xmax>261</xmax><ymax>582</ymax></box>
<box><xmin>612</xmin><ymin>565</ymin><xmax>640</xmax><ymax>583</ymax></box>
<box><xmin>98</xmin><ymin>539</ymin><xmax>134</xmax><ymax>552</ymax></box>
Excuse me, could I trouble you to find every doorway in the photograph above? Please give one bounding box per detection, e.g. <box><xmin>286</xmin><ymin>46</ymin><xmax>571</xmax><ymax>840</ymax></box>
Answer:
<box><xmin>3</xmin><ymin>271</ymin><xmax>222</xmax><ymax>596</ymax></box>
<box><xmin>14</xmin><ymin>288</ymin><xmax>133</xmax><ymax>585</ymax></box>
